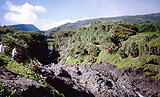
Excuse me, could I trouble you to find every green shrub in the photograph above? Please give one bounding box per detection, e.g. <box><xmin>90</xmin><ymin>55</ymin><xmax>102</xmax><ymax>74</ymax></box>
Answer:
<box><xmin>97</xmin><ymin>50</ymin><xmax>120</xmax><ymax>65</ymax></box>
<box><xmin>144</xmin><ymin>34</ymin><xmax>158</xmax><ymax>42</ymax></box>
<box><xmin>0</xmin><ymin>55</ymin><xmax>10</xmax><ymax>66</ymax></box>
<box><xmin>117</xmin><ymin>49</ymin><xmax>127</xmax><ymax>59</ymax></box>
<box><xmin>87</xmin><ymin>45</ymin><xmax>100</xmax><ymax>57</ymax></box>
<box><xmin>138</xmin><ymin>22</ymin><xmax>160</xmax><ymax>32</ymax></box>
<box><xmin>0</xmin><ymin>27</ymin><xmax>15</xmax><ymax>34</ymax></box>
<box><xmin>127</xmin><ymin>42</ymin><xmax>139</xmax><ymax>58</ymax></box>
<box><xmin>0</xmin><ymin>83</ymin><xmax>16</xmax><ymax>97</ymax></box>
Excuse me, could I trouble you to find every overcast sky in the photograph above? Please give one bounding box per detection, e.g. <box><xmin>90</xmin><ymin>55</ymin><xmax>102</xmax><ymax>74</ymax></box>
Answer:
<box><xmin>0</xmin><ymin>0</ymin><xmax>160</xmax><ymax>30</ymax></box>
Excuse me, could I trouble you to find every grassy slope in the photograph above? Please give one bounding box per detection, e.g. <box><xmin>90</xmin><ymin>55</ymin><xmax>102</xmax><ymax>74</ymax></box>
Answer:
<box><xmin>54</xmin><ymin>21</ymin><xmax>138</xmax><ymax>65</ymax></box>
<box><xmin>97</xmin><ymin>32</ymin><xmax>160</xmax><ymax>79</ymax></box>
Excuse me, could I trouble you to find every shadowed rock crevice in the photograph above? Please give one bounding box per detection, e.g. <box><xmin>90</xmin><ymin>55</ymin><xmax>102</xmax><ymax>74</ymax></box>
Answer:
<box><xmin>46</xmin><ymin>77</ymin><xmax>95</xmax><ymax>97</ymax></box>
<box><xmin>22</xmin><ymin>86</ymin><xmax>54</xmax><ymax>97</ymax></box>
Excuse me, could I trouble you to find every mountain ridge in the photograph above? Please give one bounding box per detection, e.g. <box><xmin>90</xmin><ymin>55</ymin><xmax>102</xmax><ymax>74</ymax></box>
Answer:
<box><xmin>7</xmin><ymin>24</ymin><xmax>40</xmax><ymax>32</ymax></box>
<box><xmin>47</xmin><ymin>12</ymin><xmax>160</xmax><ymax>33</ymax></box>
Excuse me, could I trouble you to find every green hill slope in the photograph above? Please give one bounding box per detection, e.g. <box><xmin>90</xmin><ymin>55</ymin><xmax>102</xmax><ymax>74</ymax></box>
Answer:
<box><xmin>49</xmin><ymin>21</ymin><xmax>160</xmax><ymax>80</ymax></box>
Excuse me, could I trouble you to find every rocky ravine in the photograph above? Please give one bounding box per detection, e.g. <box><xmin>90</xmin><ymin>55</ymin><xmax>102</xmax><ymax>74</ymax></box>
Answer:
<box><xmin>40</xmin><ymin>62</ymin><xmax>160</xmax><ymax>97</ymax></box>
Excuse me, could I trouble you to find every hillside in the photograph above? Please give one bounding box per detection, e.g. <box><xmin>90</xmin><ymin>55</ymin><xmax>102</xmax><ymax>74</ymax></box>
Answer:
<box><xmin>7</xmin><ymin>24</ymin><xmax>40</xmax><ymax>32</ymax></box>
<box><xmin>47</xmin><ymin>12</ymin><xmax>160</xmax><ymax>33</ymax></box>
<box><xmin>49</xmin><ymin>21</ymin><xmax>160</xmax><ymax>79</ymax></box>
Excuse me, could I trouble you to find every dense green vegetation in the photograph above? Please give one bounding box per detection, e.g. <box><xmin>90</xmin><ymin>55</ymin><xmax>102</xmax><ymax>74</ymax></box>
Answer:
<box><xmin>49</xmin><ymin>21</ymin><xmax>138</xmax><ymax>65</ymax></box>
<box><xmin>0</xmin><ymin>83</ymin><xmax>16</xmax><ymax>97</ymax></box>
<box><xmin>0</xmin><ymin>55</ymin><xmax>10</xmax><ymax>66</ymax></box>
<box><xmin>0</xmin><ymin>27</ymin><xmax>64</xmax><ymax>97</ymax></box>
<box><xmin>49</xmin><ymin>21</ymin><xmax>160</xmax><ymax>80</ymax></box>
<box><xmin>0</xmin><ymin>26</ymin><xmax>49</xmax><ymax>63</ymax></box>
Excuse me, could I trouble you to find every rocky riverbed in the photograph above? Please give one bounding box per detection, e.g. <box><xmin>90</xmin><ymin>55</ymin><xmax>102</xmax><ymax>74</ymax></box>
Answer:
<box><xmin>39</xmin><ymin>62</ymin><xmax>160</xmax><ymax>97</ymax></box>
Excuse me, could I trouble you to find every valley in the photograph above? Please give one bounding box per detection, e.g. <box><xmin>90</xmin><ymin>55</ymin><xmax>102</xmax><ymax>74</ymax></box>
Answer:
<box><xmin>0</xmin><ymin>12</ymin><xmax>160</xmax><ymax>97</ymax></box>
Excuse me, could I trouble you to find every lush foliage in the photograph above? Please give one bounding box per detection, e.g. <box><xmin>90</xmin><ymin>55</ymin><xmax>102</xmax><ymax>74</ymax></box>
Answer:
<box><xmin>0</xmin><ymin>83</ymin><xmax>16</xmax><ymax>97</ymax></box>
<box><xmin>138</xmin><ymin>22</ymin><xmax>160</xmax><ymax>32</ymax></box>
<box><xmin>50</xmin><ymin>21</ymin><xmax>139</xmax><ymax>65</ymax></box>
<box><xmin>0</xmin><ymin>26</ymin><xmax>15</xmax><ymax>34</ymax></box>
<box><xmin>0</xmin><ymin>55</ymin><xmax>11</xmax><ymax>66</ymax></box>
<box><xmin>0</xmin><ymin>27</ymin><xmax>49</xmax><ymax>64</ymax></box>
<box><xmin>97</xmin><ymin>32</ymin><xmax>160</xmax><ymax>80</ymax></box>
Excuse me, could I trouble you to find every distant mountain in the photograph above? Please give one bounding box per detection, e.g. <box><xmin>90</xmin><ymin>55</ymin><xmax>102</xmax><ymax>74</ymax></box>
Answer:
<box><xmin>7</xmin><ymin>24</ymin><xmax>40</xmax><ymax>32</ymax></box>
<box><xmin>47</xmin><ymin>12</ymin><xmax>160</xmax><ymax>33</ymax></box>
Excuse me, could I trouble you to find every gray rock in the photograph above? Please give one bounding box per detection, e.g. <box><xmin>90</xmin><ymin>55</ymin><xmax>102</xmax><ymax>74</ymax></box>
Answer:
<box><xmin>39</xmin><ymin>62</ymin><xmax>160</xmax><ymax>97</ymax></box>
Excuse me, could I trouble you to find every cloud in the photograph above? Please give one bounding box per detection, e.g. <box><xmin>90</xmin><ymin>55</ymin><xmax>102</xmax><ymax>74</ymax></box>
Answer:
<box><xmin>36</xmin><ymin>19</ymin><xmax>78</xmax><ymax>30</ymax></box>
<box><xmin>3</xmin><ymin>1</ymin><xmax>81</xmax><ymax>30</ymax></box>
<box><xmin>3</xmin><ymin>1</ymin><xmax>93</xmax><ymax>30</ymax></box>
<box><xmin>37</xmin><ymin>18</ymin><xmax>92</xmax><ymax>30</ymax></box>
<box><xmin>4</xmin><ymin>1</ymin><xmax>46</xmax><ymax>24</ymax></box>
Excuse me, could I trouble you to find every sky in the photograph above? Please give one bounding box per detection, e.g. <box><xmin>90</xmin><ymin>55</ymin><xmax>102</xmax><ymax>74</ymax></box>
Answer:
<box><xmin>0</xmin><ymin>0</ymin><xmax>160</xmax><ymax>30</ymax></box>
